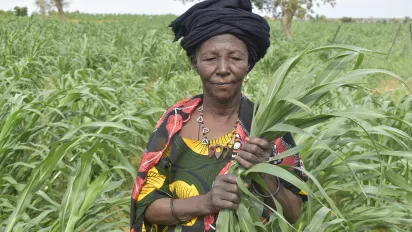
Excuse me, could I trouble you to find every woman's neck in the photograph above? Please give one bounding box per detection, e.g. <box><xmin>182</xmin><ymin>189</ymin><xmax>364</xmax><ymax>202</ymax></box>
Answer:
<box><xmin>202</xmin><ymin>94</ymin><xmax>241</xmax><ymax>119</ymax></box>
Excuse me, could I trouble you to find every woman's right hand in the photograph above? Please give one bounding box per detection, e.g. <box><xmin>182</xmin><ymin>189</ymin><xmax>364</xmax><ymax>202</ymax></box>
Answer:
<box><xmin>203</xmin><ymin>174</ymin><xmax>241</xmax><ymax>214</ymax></box>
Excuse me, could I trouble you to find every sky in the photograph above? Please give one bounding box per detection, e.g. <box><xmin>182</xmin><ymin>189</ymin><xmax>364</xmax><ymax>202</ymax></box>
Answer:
<box><xmin>1</xmin><ymin>0</ymin><xmax>411</xmax><ymax>18</ymax></box>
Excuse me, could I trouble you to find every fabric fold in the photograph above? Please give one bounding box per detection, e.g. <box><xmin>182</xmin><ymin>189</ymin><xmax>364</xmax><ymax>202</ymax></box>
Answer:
<box><xmin>169</xmin><ymin>0</ymin><xmax>271</xmax><ymax>71</ymax></box>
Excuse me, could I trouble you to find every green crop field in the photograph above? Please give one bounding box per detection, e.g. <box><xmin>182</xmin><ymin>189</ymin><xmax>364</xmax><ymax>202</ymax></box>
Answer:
<box><xmin>0</xmin><ymin>13</ymin><xmax>411</xmax><ymax>231</ymax></box>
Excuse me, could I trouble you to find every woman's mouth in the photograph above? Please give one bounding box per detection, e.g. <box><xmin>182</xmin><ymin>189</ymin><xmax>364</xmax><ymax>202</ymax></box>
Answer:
<box><xmin>213</xmin><ymin>82</ymin><xmax>232</xmax><ymax>86</ymax></box>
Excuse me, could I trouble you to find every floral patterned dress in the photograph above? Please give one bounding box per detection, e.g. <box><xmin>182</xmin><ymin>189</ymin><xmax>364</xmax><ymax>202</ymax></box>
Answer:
<box><xmin>130</xmin><ymin>95</ymin><xmax>308</xmax><ymax>232</ymax></box>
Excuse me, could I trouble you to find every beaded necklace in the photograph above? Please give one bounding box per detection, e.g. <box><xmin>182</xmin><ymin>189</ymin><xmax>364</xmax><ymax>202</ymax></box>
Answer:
<box><xmin>197</xmin><ymin>105</ymin><xmax>239</xmax><ymax>159</ymax></box>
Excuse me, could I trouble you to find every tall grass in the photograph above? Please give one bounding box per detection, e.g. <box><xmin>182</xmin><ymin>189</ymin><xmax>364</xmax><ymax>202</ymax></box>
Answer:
<box><xmin>0</xmin><ymin>14</ymin><xmax>411</xmax><ymax>231</ymax></box>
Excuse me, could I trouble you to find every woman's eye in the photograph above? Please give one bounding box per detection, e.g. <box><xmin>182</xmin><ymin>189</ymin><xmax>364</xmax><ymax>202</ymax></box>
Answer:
<box><xmin>231</xmin><ymin>57</ymin><xmax>242</xmax><ymax>61</ymax></box>
<box><xmin>204</xmin><ymin>57</ymin><xmax>216</xmax><ymax>61</ymax></box>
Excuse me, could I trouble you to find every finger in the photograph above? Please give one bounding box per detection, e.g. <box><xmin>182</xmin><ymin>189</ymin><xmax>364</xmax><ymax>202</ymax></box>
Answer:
<box><xmin>221</xmin><ymin>182</ymin><xmax>242</xmax><ymax>195</ymax></box>
<box><xmin>235</xmin><ymin>154</ymin><xmax>254</xmax><ymax>169</ymax></box>
<box><xmin>238</xmin><ymin>150</ymin><xmax>262</xmax><ymax>164</ymax></box>
<box><xmin>221</xmin><ymin>192</ymin><xmax>240</xmax><ymax>204</ymax></box>
<box><xmin>247</xmin><ymin>136</ymin><xmax>271</xmax><ymax>151</ymax></box>
<box><xmin>219</xmin><ymin>174</ymin><xmax>238</xmax><ymax>184</ymax></box>
<box><xmin>218</xmin><ymin>199</ymin><xmax>239</xmax><ymax>211</ymax></box>
<box><xmin>240</xmin><ymin>143</ymin><xmax>264</xmax><ymax>159</ymax></box>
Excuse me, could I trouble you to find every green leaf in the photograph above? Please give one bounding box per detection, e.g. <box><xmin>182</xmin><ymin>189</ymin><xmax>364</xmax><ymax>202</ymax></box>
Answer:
<box><xmin>174</xmin><ymin>224</ymin><xmax>182</xmax><ymax>232</ymax></box>
<box><xmin>385</xmin><ymin>169</ymin><xmax>412</xmax><ymax>193</ymax></box>
<box><xmin>59</xmin><ymin>141</ymin><xmax>100</xmax><ymax>232</ymax></box>
<box><xmin>353</xmin><ymin>53</ymin><xmax>364</xmax><ymax>70</ymax></box>
<box><xmin>5</xmin><ymin>141</ymin><xmax>75</xmax><ymax>232</ymax></box>
<box><xmin>303</xmin><ymin>206</ymin><xmax>330</xmax><ymax>232</ymax></box>
<box><xmin>330</xmin><ymin>108</ymin><xmax>386</xmax><ymax>120</ymax></box>
<box><xmin>335</xmin><ymin>69</ymin><xmax>412</xmax><ymax>93</ymax></box>
<box><xmin>313</xmin><ymin>53</ymin><xmax>358</xmax><ymax>87</ymax></box>
<box><xmin>237</xmin><ymin>200</ymin><xmax>257</xmax><ymax>232</ymax></box>
<box><xmin>216</xmin><ymin>210</ymin><xmax>231</xmax><ymax>231</ymax></box>
<box><xmin>307</xmin><ymin>44</ymin><xmax>375</xmax><ymax>55</ymax></box>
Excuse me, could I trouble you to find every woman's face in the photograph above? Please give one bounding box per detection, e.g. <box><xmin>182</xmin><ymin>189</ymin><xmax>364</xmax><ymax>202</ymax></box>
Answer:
<box><xmin>192</xmin><ymin>34</ymin><xmax>249</xmax><ymax>103</ymax></box>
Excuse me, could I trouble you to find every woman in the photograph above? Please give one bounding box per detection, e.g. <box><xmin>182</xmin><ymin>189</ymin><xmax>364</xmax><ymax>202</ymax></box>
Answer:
<box><xmin>130</xmin><ymin>0</ymin><xmax>308</xmax><ymax>231</ymax></box>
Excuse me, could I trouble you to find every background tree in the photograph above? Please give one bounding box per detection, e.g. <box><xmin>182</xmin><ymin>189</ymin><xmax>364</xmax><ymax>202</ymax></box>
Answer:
<box><xmin>53</xmin><ymin>0</ymin><xmax>67</xmax><ymax>21</ymax></box>
<box><xmin>13</xmin><ymin>6</ymin><xmax>28</xmax><ymax>17</ymax></box>
<box><xmin>251</xmin><ymin>0</ymin><xmax>336</xmax><ymax>39</ymax></box>
<box><xmin>13</xmin><ymin>7</ymin><xmax>21</xmax><ymax>16</ymax></box>
<box><xmin>35</xmin><ymin>0</ymin><xmax>52</xmax><ymax>16</ymax></box>
<box><xmin>34</xmin><ymin>0</ymin><xmax>69</xmax><ymax>20</ymax></box>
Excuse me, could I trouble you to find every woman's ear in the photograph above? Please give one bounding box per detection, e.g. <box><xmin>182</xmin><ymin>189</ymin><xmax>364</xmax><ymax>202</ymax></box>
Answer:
<box><xmin>247</xmin><ymin>56</ymin><xmax>252</xmax><ymax>72</ymax></box>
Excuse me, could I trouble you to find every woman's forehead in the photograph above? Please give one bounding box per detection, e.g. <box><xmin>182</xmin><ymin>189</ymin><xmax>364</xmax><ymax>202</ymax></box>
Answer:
<box><xmin>198</xmin><ymin>34</ymin><xmax>247</xmax><ymax>53</ymax></box>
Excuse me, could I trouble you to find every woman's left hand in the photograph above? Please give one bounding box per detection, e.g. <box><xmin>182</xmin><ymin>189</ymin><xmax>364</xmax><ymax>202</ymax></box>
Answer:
<box><xmin>236</xmin><ymin>136</ymin><xmax>271</xmax><ymax>169</ymax></box>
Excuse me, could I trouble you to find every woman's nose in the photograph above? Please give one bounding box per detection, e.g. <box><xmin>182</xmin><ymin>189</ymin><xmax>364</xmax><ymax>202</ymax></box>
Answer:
<box><xmin>216</xmin><ymin>58</ymin><xmax>230</xmax><ymax>77</ymax></box>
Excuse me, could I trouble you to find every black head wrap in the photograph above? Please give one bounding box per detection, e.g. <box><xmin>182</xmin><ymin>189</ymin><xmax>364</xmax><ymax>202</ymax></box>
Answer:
<box><xmin>170</xmin><ymin>0</ymin><xmax>270</xmax><ymax>71</ymax></box>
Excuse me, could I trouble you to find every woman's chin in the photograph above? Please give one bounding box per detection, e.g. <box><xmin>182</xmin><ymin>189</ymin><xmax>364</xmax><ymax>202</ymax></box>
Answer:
<box><xmin>208</xmin><ymin>91</ymin><xmax>239</xmax><ymax>103</ymax></box>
